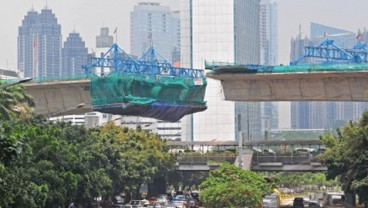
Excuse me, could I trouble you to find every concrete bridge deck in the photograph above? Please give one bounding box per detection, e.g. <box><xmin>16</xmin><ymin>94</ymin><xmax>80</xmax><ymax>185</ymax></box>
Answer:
<box><xmin>24</xmin><ymin>79</ymin><xmax>92</xmax><ymax>116</ymax></box>
<box><xmin>22</xmin><ymin>67</ymin><xmax>368</xmax><ymax>116</ymax></box>
<box><xmin>207</xmin><ymin>71</ymin><xmax>368</xmax><ymax>102</ymax></box>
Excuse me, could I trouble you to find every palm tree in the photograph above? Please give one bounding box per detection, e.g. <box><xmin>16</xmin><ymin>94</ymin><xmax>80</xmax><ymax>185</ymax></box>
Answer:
<box><xmin>0</xmin><ymin>83</ymin><xmax>34</xmax><ymax>120</ymax></box>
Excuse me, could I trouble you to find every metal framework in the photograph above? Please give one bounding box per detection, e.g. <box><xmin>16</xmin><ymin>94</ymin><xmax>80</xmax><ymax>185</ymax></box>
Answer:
<box><xmin>290</xmin><ymin>39</ymin><xmax>368</xmax><ymax>65</ymax></box>
<box><xmin>84</xmin><ymin>44</ymin><xmax>204</xmax><ymax>78</ymax></box>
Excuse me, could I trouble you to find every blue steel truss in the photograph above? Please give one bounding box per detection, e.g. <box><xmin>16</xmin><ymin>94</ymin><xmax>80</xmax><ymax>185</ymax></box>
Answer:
<box><xmin>290</xmin><ymin>39</ymin><xmax>368</xmax><ymax>65</ymax></box>
<box><xmin>83</xmin><ymin>44</ymin><xmax>204</xmax><ymax>78</ymax></box>
<box><xmin>139</xmin><ymin>47</ymin><xmax>172</xmax><ymax>66</ymax></box>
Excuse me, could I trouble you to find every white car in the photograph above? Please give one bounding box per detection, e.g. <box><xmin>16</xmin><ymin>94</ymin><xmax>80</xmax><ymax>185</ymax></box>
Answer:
<box><xmin>157</xmin><ymin>194</ymin><xmax>169</xmax><ymax>205</ymax></box>
<box><xmin>124</xmin><ymin>200</ymin><xmax>147</xmax><ymax>208</ymax></box>
<box><xmin>172</xmin><ymin>201</ymin><xmax>185</xmax><ymax>208</ymax></box>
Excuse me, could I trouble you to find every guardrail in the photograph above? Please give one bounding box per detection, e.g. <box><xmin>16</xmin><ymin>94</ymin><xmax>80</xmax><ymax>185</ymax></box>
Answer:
<box><xmin>252</xmin><ymin>155</ymin><xmax>319</xmax><ymax>165</ymax></box>
<box><xmin>176</xmin><ymin>155</ymin><xmax>236</xmax><ymax>165</ymax></box>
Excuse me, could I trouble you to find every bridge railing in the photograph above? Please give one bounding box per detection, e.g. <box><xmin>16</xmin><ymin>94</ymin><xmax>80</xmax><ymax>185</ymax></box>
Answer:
<box><xmin>30</xmin><ymin>75</ymin><xmax>91</xmax><ymax>83</ymax></box>
<box><xmin>252</xmin><ymin>154</ymin><xmax>319</xmax><ymax>165</ymax></box>
<box><xmin>176</xmin><ymin>155</ymin><xmax>236</xmax><ymax>165</ymax></box>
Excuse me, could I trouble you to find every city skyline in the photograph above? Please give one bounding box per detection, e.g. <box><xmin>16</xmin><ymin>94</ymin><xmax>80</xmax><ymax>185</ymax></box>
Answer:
<box><xmin>2</xmin><ymin>0</ymin><xmax>368</xmax><ymax>69</ymax></box>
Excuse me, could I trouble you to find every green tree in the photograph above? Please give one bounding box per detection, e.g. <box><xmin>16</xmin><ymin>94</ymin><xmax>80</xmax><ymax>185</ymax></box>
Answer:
<box><xmin>200</xmin><ymin>163</ymin><xmax>273</xmax><ymax>208</ymax></box>
<box><xmin>269</xmin><ymin>172</ymin><xmax>338</xmax><ymax>189</ymax></box>
<box><xmin>321</xmin><ymin>111</ymin><xmax>368</xmax><ymax>207</ymax></box>
<box><xmin>0</xmin><ymin>116</ymin><xmax>49</xmax><ymax>207</ymax></box>
<box><xmin>0</xmin><ymin>113</ymin><xmax>174</xmax><ymax>207</ymax></box>
<box><xmin>96</xmin><ymin>123</ymin><xmax>175</xmax><ymax>199</ymax></box>
<box><xmin>0</xmin><ymin>83</ymin><xmax>35</xmax><ymax>165</ymax></box>
<box><xmin>0</xmin><ymin>116</ymin><xmax>113</xmax><ymax>208</ymax></box>
<box><xmin>167</xmin><ymin>170</ymin><xmax>209</xmax><ymax>192</ymax></box>
<box><xmin>0</xmin><ymin>83</ymin><xmax>34</xmax><ymax>120</ymax></box>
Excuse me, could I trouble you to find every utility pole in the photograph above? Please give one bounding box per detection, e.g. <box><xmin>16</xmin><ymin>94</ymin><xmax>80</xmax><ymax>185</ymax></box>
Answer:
<box><xmin>238</xmin><ymin>113</ymin><xmax>243</xmax><ymax>168</ymax></box>
<box><xmin>247</xmin><ymin>102</ymin><xmax>250</xmax><ymax>142</ymax></box>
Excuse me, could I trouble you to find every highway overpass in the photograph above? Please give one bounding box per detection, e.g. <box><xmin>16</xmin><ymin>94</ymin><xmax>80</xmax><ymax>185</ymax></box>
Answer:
<box><xmin>23</xmin><ymin>71</ymin><xmax>368</xmax><ymax>117</ymax></box>
<box><xmin>176</xmin><ymin>153</ymin><xmax>326</xmax><ymax>172</ymax></box>
<box><xmin>23</xmin><ymin>79</ymin><xmax>92</xmax><ymax>116</ymax></box>
<box><xmin>207</xmin><ymin>71</ymin><xmax>368</xmax><ymax>102</ymax></box>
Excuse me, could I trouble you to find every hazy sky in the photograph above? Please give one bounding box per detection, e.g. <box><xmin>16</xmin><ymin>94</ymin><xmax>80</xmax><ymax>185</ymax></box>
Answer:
<box><xmin>1</xmin><ymin>0</ymin><xmax>368</xmax><ymax>69</ymax></box>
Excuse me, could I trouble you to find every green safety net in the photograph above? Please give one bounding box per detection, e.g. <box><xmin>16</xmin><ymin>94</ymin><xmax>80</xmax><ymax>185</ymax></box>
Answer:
<box><xmin>91</xmin><ymin>72</ymin><xmax>206</xmax><ymax>106</ymax></box>
<box><xmin>205</xmin><ymin>61</ymin><xmax>368</xmax><ymax>74</ymax></box>
<box><xmin>90</xmin><ymin>72</ymin><xmax>207</xmax><ymax>121</ymax></box>
<box><xmin>0</xmin><ymin>75</ymin><xmax>89</xmax><ymax>84</ymax></box>
<box><xmin>30</xmin><ymin>75</ymin><xmax>90</xmax><ymax>82</ymax></box>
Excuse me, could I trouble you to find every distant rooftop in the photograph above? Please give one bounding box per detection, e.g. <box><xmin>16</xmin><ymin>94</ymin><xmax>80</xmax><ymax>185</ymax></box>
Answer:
<box><xmin>0</xmin><ymin>69</ymin><xmax>19</xmax><ymax>78</ymax></box>
<box><xmin>311</xmin><ymin>22</ymin><xmax>354</xmax><ymax>38</ymax></box>
<box><xmin>138</xmin><ymin>2</ymin><xmax>160</xmax><ymax>6</ymax></box>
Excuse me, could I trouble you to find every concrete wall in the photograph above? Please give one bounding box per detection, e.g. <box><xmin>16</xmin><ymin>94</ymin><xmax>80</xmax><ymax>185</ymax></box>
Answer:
<box><xmin>208</xmin><ymin>71</ymin><xmax>368</xmax><ymax>101</ymax></box>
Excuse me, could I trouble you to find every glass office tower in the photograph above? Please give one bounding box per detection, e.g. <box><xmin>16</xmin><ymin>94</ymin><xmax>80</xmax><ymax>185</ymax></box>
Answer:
<box><xmin>180</xmin><ymin>0</ymin><xmax>261</xmax><ymax>142</ymax></box>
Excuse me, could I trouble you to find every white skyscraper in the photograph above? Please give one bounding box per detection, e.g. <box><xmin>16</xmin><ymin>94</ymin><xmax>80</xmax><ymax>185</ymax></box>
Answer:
<box><xmin>127</xmin><ymin>2</ymin><xmax>182</xmax><ymax>140</ymax></box>
<box><xmin>96</xmin><ymin>27</ymin><xmax>114</xmax><ymax>48</ymax></box>
<box><xmin>180</xmin><ymin>0</ymin><xmax>260</xmax><ymax>142</ymax></box>
<box><xmin>260</xmin><ymin>0</ymin><xmax>278</xmax><ymax>66</ymax></box>
<box><xmin>260</xmin><ymin>0</ymin><xmax>279</xmax><ymax>134</ymax></box>
<box><xmin>130</xmin><ymin>2</ymin><xmax>180</xmax><ymax>63</ymax></box>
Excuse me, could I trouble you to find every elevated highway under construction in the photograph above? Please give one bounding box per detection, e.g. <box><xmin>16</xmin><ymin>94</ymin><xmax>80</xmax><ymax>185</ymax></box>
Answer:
<box><xmin>19</xmin><ymin>39</ymin><xmax>368</xmax><ymax>117</ymax></box>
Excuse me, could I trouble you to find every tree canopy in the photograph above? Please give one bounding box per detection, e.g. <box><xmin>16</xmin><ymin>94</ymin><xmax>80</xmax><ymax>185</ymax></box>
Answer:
<box><xmin>321</xmin><ymin>111</ymin><xmax>368</xmax><ymax>206</ymax></box>
<box><xmin>269</xmin><ymin>172</ymin><xmax>338</xmax><ymax>188</ymax></box>
<box><xmin>0</xmin><ymin>116</ymin><xmax>174</xmax><ymax>208</ymax></box>
<box><xmin>0</xmin><ymin>83</ymin><xmax>34</xmax><ymax>120</ymax></box>
<box><xmin>200</xmin><ymin>163</ymin><xmax>273</xmax><ymax>208</ymax></box>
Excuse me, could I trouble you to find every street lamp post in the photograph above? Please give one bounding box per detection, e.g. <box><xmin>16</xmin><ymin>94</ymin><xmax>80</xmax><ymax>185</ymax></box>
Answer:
<box><xmin>0</xmin><ymin>77</ymin><xmax>32</xmax><ymax>90</ymax></box>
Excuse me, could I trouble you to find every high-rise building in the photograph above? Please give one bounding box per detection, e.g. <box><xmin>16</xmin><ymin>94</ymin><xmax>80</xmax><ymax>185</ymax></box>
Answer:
<box><xmin>96</xmin><ymin>27</ymin><xmax>114</xmax><ymax>48</ymax></box>
<box><xmin>127</xmin><ymin>2</ymin><xmax>182</xmax><ymax>140</ymax></box>
<box><xmin>260</xmin><ymin>0</ymin><xmax>278</xmax><ymax>66</ymax></box>
<box><xmin>259</xmin><ymin>0</ymin><xmax>279</xmax><ymax>134</ymax></box>
<box><xmin>261</xmin><ymin>102</ymin><xmax>279</xmax><ymax>131</ymax></box>
<box><xmin>130</xmin><ymin>2</ymin><xmax>180</xmax><ymax>63</ymax></box>
<box><xmin>18</xmin><ymin>9</ymin><xmax>38</xmax><ymax>77</ymax></box>
<box><xmin>180</xmin><ymin>0</ymin><xmax>261</xmax><ymax>142</ymax></box>
<box><xmin>171</xmin><ymin>10</ymin><xmax>181</xmax><ymax>64</ymax></box>
<box><xmin>311</xmin><ymin>22</ymin><xmax>354</xmax><ymax>39</ymax></box>
<box><xmin>290</xmin><ymin>23</ymin><xmax>368</xmax><ymax>129</ymax></box>
<box><xmin>62</xmin><ymin>32</ymin><xmax>88</xmax><ymax>76</ymax></box>
<box><xmin>290</xmin><ymin>26</ymin><xmax>313</xmax><ymax>65</ymax></box>
<box><xmin>18</xmin><ymin>7</ymin><xmax>62</xmax><ymax>78</ymax></box>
